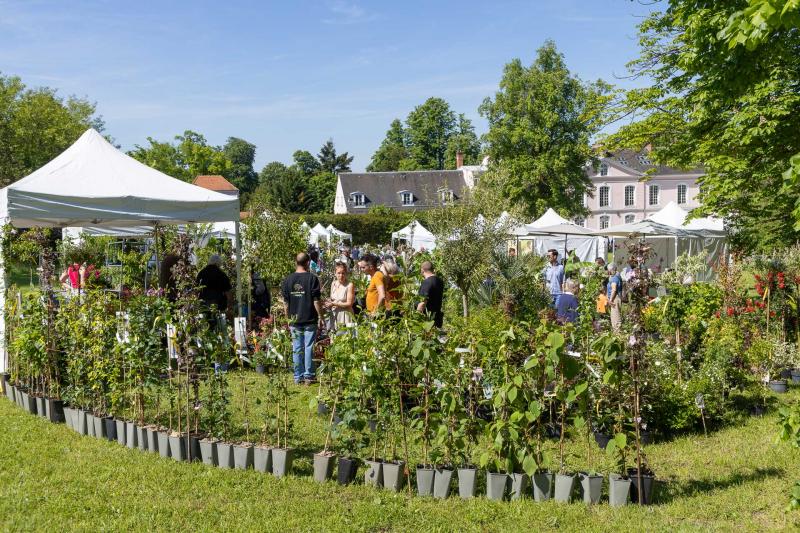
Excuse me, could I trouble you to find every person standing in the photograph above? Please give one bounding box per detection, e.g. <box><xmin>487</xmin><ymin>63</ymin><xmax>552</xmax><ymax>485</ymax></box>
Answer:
<box><xmin>544</xmin><ymin>249</ymin><xmax>565</xmax><ymax>307</ymax></box>
<box><xmin>607</xmin><ymin>264</ymin><xmax>623</xmax><ymax>333</ymax></box>
<box><xmin>325</xmin><ymin>262</ymin><xmax>355</xmax><ymax>330</ymax></box>
<box><xmin>196</xmin><ymin>255</ymin><xmax>232</xmax><ymax>314</ymax></box>
<box><xmin>417</xmin><ymin>261</ymin><xmax>444</xmax><ymax>328</ymax></box>
<box><xmin>359</xmin><ymin>254</ymin><xmax>390</xmax><ymax>315</ymax></box>
<box><xmin>281</xmin><ymin>252</ymin><xmax>323</xmax><ymax>384</ymax></box>
<box><xmin>555</xmin><ymin>279</ymin><xmax>579</xmax><ymax>324</ymax></box>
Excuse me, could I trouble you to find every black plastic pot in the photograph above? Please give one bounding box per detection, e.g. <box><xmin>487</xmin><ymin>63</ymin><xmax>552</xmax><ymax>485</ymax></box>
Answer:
<box><xmin>579</xmin><ymin>472</ymin><xmax>603</xmax><ymax>504</ymax></box>
<box><xmin>254</xmin><ymin>446</ymin><xmax>272</xmax><ymax>473</ymax></box>
<box><xmin>457</xmin><ymin>467</ymin><xmax>478</xmax><ymax>499</ymax></box>
<box><xmin>532</xmin><ymin>471</ymin><xmax>554</xmax><ymax>502</ymax></box>
<box><xmin>639</xmin><ymin>431</ymin><xmax>652</xmax><ymax>445</ymax></box>
<box><xmin>317</xmin><ymin>401</ymin><xmax>329</xmax><ymax>416</ymax></box>
<box><xmin>337</xmin><ymin>456</ymin><xmax>359</xmax><ymax>485</ymax></box>
<box><xmin>769</xmin><ymin>380</ymin><xmax>788</xmax><ymax>394</ymax></box>
<box><xmin>157</xmin><ymin>431</ymin><xmax>171</xmax><ymax>458</ymax></box>
<box><xmin>554</xmin><ymin>473</ymin><xmax>576</xmax><ymax>503</ymax></box>
<box><xmin>313</xmin><ymin>452</ymin><xmax>336</xmax><ymax>483</ymax></box>
<box><xmin>25</xmin><ymin>393</ymin><xmax>38</xmax><ymax>416</ymax></box>
<box><xmin>509</xmin><ymin>473</ymin><xmax>528</xmax><ymax>500</ymax></box>
<box><xmin>609</xmin><ymin>473</ymin><xmax>631</xmax><ymax>506</ymax></box>
<box><xmin>233</xmin><ymin>444</ymin><xmax>254</xmax><ymax>469</ymax></box>
<box><xmin>217</xmin><ymin>442</ymin><xmax>234</xmax><ymax>469</ymax></box>
<box><xmin>271</xmin><ymin>447</ymin><xmax>294</xmax><ymax>478</ymax></box>
<box><xmin>103</xmin><ymin>417</ymin><xmax>117</xmax><ymax>442</ymax></box>
<box><xmin>188</xmin><ymin>435</ymin><xmax>202</xmax><ymax>462</ymax></box>
<box><xmin>433</xmin><ymin>467</ymin><xmax>453</xmax><ymax>499</ymax></box>
<box><xmin>255</xmin><ymin>364</ymin><xmax>266</xmax><ymax>375</ymax></box>
<box><xmin>628</xmin><ymin>468</ymin><xmax>655</xmax><ymax>505</ymax></box>
<box><xmin>593</xmin><ymin>432</ymin><xmax>611</xmax><ymax>450</ymax></box>
<box><xmin>365</xmin><ymin>459</ymin><xmax>383</xmax><ymax>488</ymax></box>
<box><xmin>47</xmin><ymin>399</ymin><xmax>64</xmax><ymax>424</ymax></box>
<box><xmin>780</xmin><ymin>368</ymin><xmax>792</xmax><ymax>380</ymax></box>
<box><xmin>382</xmin><ymin>461</ymin><xmax>406</xmax><ymax>492</ymax></box>
<box><xmin>485</xmin><ymin>472</ymin><xmax>508</xmax><ymax>501</ymax></box>
<box><xmin>416</xmin><ymin>465</ymin><xmax>435</xmax><ymax>497</ymax></box>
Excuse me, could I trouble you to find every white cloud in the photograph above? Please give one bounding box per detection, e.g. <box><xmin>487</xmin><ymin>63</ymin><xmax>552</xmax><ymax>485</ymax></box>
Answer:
<box><xmin>322</xmin><ymin>0</ymin><xmax>378</xmax><ymax>25</ymax></box>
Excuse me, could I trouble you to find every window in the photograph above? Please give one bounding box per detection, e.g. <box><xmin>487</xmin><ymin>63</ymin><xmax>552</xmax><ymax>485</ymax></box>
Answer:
<box><xmin>400</xmin><ymin>191</ymin><xmax>413</xmax><ymax>205</ymax></box>
<box><xmin>624</xmin><ymin>185</ymin><xmax>635</xmax><ymax>207</ymax></box>
<box><xmin>350</xmin><ymin>192</ymin><xmax>365</xmax><ymax>207</ymax></box>
<box><xmin>624</xmin><ymin>214</ymin><xmax>635</xmax><ymax>224</ymax></box>
<box><xmin>648</xmin><ymin>184</ymin><xmax>660</xmax><ymax>206</ymax></box>
<box><xmin>439</xmin><ymin>188</ymin><xmax>453</xmax><ymax>203</ymax></box>
<box><xmin>677</xmin><ymin>183</ymin><xmax>687</xmax><ymax>205</ymax></box>
<box><xmin>582</xmin><ymin>193</ymin><xmax>588</xmax><ymax>208</ymax></box>
<box><xmin>599</xmin><ymin>185</ymin><xmax>610</xmax><ymax>208</ymax></box>
<box><xmin>618</xmin><ymin>156</ymin><xmax>628</xmax><ymax>166</ymax></box>
<box><xmin>599</xmin><ymin>215</ymin><xmax>610</xmax><ymax>230</ymax></box>
<box><xmin>574</xmin><ymin>217</ymin><xmax>585</xmax><ymax>227</ymax></box>
<box><xmin>637</xmin><ymin>154</ymin><xmax>651</xmax><ymax>166</ymax></box>
<box><xmin>599</xmin><ymin>163</ymin><xmax>608</xmax><ymax>177</ymax></box>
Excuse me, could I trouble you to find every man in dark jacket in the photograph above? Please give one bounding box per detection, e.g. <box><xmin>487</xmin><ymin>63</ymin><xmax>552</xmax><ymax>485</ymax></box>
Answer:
<box><xmin>281</xmin><ymin>252</ymin><xmax>323</xmax><ymax>384</ymax></box>
<box><xmin>196</xmin><ymin>254</ymin><xmax>232</xmax><ymax>313</ymax></box>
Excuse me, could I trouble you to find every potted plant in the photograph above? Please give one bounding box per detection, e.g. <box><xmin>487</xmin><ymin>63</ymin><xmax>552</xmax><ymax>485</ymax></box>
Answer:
<box><xmin>233</xmin><ymin>372</ymin><xmax>254</xmax><ymax>470</ymax></box>
<box><xmin>605</xmin><ymin>433</ymin><xmax>631</xmax><ymax>506</ymax></box>
<box><xmin>201</xmin><ymin>371</ymin><xmax>230</xmax><ymax>467</ymax></box>
<box><xmin>270</xmin><ymin>359</ymin><xmax>295</xmax><ymax>478</ymax></box>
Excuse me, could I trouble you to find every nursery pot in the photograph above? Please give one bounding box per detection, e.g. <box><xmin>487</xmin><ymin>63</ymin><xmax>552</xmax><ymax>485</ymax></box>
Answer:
<box><xmin>44</xmin><ymin>398</ymin><xmax>51</xmax><ymax>420</ymax></box>
<box><xmin>168</xmin><ymin>433</ymin><xmax>186</xmax><ymax>461</ymax></box>
<box><xmin>47</xmin><ymin>399</ymin><xmax>64</xmax><ymax>424</ymax></box>
<box><xmin>254</xmin><ymin>446</ymin><xmax>272</xmax><ymax>473</ymax></box>
<box><xmin>337</xmin><ymin>456</ymin><xmax>359</xmax><ymax>485</ymax></box>
<box><xmin>70</xmin><ymin>408</ymin><xmax>81</xmax><ymax>433</ymax></box>
<box><xmin>554</xmin><ymin>473</ymin><xmax>577</xmax><ymax>503</ymax></box>
<box><xmin>780</xmin><ymin>368</ymin><xmax>792</xmax><ymax>380</ymax></box>
<box><xmin>382</xmin><ymin>461</ymin><xmax>406</xmax><ymax>492</ymax></box>
<box><xmin>433</xmin><ymin>467</ymin><xmax>454</xmax><ymax>499</ymax></box>
<box><xmin>157</xmin><ymin>431</ymin><xmax>171</xmax><ymax>459</ymax></box>
<box><xmin>271</xmin><ymin>448</ymin><xmax>294</xmax><ymax>478</ymax></box>
<box><xmin>126</xmin><ymin>422</ymin><xmax>138</xmax><ymax>449</ymax></box>
<box><xmin>188</xmin><ymin>435</ymin><xmax>202</xmax><ymax>462</ymax></box>
<box><xmin>313</xmin><ymin>452</ymin><xmax>336</xmax><ymax>483</ymax></box>
<box><xmin>216</xmin><ymin>442</ymin><xmax>234</xmax><ymax>469</ymax></box>
<box><xmin>486</xmin><ymin>472</ymin><xmax>509</xmax><ymax>501</ymax></box>
<box><xmin>769</xmin><ymin>380</ymin><xmax>788</xmax><ymax>394</ymax></box>
<box><xmin>86</xmin><ymin>414</ymin><xmax>96</xmax><ymax>437</ymax></box>
<box><xmin>115</xmin><ymin>419</ymin><xmax>127</xmax><ymax>445</ymax></box>
<box><xmin>532</xmin><ymin>471</ymin><xmax>555</xmax><ymax>502</ymax></box>
<box><xmin>457</xmin><ymin>467</ymin><xmax>478</xmax><ymax>499</ymax></box>
<box><xmin>791</xmin><ymin>369</ymin><xmax>800</xmax><ymax>384</ymax></box>
<box><xmin>145</xmin><ymin>427</ymin><xmax>159</xmax><ymax>453</ymax></box>
<box><xmin>91</xmin><ymin>415</ymin><xmax>105</xmax><ymax>438</ymax></box>
<box><xmin>316</xmin><ymin>401</ymin><xmax>329</xmax><ymax>416</ymax></box>
<box><xmin>76</xmin><ymin>410</ymin><xmax>88</xmax><ymax>436</ymax></box>
<box><xmin>579</xmin><ymin>472</ymin><xmax>603</xmax><ymax>505</ymax></box>
<box><xmin>0</xmin><ymin>372</ymin><xmax>8</xmax><ymax>393</ymax></box>
<box><xmin>627</xmin><ymin>468</ymin><xmax>656</xmax><ymax>505</ymax></box>
<box><xmin>255</xmin><ymin>364</ymin><xmax>266</xmax><ymax>375</ymax></box>
<box><xmin>416</xmin><ymin>465</ymin><xmax>435</xmax><ymax>497</ymax></box>
<box><xmin>233</xmin><ymin>444</ymin><xmax>254</xmax><ymax>470</ymax></box>
<box><xmin>509</xmin><ymin>473</ymin><xmax>528</xmax><ymax>500</ymax></box>
<box><xmin>200</xmin><ymin>439</ymin><xmax>218</xmax><ymax>467</ymax></box>
<box><xmin>103</xmin><ymin>417</ymin><xmax>117</xmax><ymax>442</ymax></box>
<box><xmin>593</xmin><ymin>432</ymin><xmax>611</xmax><ymax>450</ymax></box>
<box><xmin>365</xmin><ymin>459</ymin><xmax>384</xmax><ymax>488</ymax></box>
<box><xmin>136</xmin><ymin>426</ymin><xmax>148</xmax><ymax>451</ymax></box>
<box><xmin>25</xmin><ymin>393</ymin><xmax>37</xmax><ymax>416</ymax></box>
<box><xmin>35</xmin><ymin>396</ymin><xmax>46</xmax><ymax>418</ymax></box>
<box><xmin>609</xmin><ymin>473</ymin><xmax>631</xmax><ymax>506</ymax></box>
<box><xmin>63</xmin><ymin>407</ymin><xmax>74</xmax><ymax>430</ymax></box>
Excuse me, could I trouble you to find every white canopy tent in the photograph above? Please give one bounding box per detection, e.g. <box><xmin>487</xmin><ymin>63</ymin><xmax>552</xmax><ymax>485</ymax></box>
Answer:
<box><xmin>598</xmin><ymin>202</ymin><xmax>727</xmax><ymax>280</ymax></box>
<box><xmin>302</xmin><ymin>222</ymin><xmax>331</xmax><ymax>246</ymax></box>
<box><xmin>391</xmin><ymin>220</ymin><xmax>436</xmax><ymax>251</ymax></box>
<box><xmin>515</xmin><ymin>208</ymin><xmax>606</xmax><ymax>262</ymax></box>
<box><xmin>0</xmin><ymin>129</ymin><xmax>241</xmax><ymax>372</ymax></box>
<box><xmin>325</xmin><ymin>224</ymin><xmax>352</xmax><ymax>242</ymax></box>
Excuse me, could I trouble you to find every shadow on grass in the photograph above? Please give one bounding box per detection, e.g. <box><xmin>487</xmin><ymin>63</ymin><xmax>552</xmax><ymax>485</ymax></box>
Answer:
<box><xmin>655</xmin><ymin>466</ymin><xmax>784</xmax><ymax>504</ymax></box>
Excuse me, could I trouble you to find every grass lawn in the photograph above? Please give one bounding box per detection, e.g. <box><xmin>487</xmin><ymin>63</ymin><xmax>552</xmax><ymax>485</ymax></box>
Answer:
<box><xmin>2</xmin><ymin>383</ymin><xmax>800</xmax><ymax>532</ymax></box>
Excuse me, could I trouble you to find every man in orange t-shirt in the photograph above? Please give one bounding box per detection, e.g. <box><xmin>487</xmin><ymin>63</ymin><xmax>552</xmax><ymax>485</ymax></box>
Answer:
<box><xmin>359</xmin><ymin>254</ymin><xmax>396</xmax><ymax>314</ymax></box>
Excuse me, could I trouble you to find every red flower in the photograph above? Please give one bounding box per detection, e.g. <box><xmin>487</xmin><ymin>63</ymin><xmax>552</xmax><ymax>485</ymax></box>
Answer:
<box><xmin>714</xmin><ymin>311</ymin><xmax>720</xmax><ymax>318</ymax></box>
<box><xmin>726</xmin><ymin>307</ymin><xmax>735</xmax><ymax>317</ymax></box>
<box><xmin>755</xmin><ymin>274</ymin><xmax>762</xmax><ymax>282</ymax></box>
<box><xmin>770</xmin><ymin>311</ymin><xmax>777</xmax><ymax>318</ymax></box>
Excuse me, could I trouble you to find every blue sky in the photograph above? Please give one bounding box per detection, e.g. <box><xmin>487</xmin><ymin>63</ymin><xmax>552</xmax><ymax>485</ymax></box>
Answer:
<box><xmin>0</xmin><ymin>0</ymin><xmax>657</xmax><ymax>171</ymax></box>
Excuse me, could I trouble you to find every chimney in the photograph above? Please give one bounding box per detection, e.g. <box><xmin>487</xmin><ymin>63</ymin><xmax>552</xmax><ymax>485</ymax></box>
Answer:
<box><xmin>644</xmin><ymin>143</ymin><xmax>653</xmax><ymax>153</ymax></box>
<box><xmin>456</xmin><ymin>151</ymin><xmax>464</xmax><ymax>169</ymax></box>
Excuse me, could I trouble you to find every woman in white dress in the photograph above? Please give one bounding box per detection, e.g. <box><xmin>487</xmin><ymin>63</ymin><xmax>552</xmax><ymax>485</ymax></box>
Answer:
<box><xmin>325</xmin><ymin>262</ymin><xmax>355</xmax><ymax>329</ymax></box>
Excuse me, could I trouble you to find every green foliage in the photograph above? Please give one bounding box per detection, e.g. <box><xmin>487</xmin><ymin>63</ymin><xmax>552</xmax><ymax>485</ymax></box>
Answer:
<box><xmin>366</xmin><ymin>119</ymin><xmax>409</xmax><ymax>172</ymax></box>
<box><xmin>128</xmin><ymin>130</ymin><xmax>232</xmax><ymax>183</ymax></box>
<box><xmin>478</xmin><ymin>40</ymin><xmax>610</xmax><ymax>219</ymax></box>
<box><xmin>317</xmin><ymin>139</ymin><xmax>353</xmax><ymax>174</ymax></box>
<box><xmin>222</xmin><ymin>137</ymin><xmax>258</xmax><ymax>195</ymax></box>
<box><xmin>0</xmin><ymin>73</ymin><xmax>104</xmax><ymax>188</ymax></box>
<box><xmin>243</xmin><ymin>206</ymin><xmax>307</xmax><ymax>287</ymax></box>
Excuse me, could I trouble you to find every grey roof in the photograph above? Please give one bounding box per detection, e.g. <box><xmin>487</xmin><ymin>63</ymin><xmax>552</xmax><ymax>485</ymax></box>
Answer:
<box><xmin>338</xmin><ymin>170</ymin><xmax>470</xmax><ymax>213</ymax></box>
<box><xmin>598</xmin><ymin>149</ymin><xmax>704</xmax><ymax>177</ymax></box>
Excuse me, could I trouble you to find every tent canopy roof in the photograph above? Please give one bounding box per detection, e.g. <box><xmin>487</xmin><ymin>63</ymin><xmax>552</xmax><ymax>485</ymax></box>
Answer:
<box><xmin>0</xmin><ymin>129</ymin><xmax>239</xmax><ymax>228</ymax></box>
<box><xmin>529</xmin><ymin>208</ymin><xmax>571</xmax><ymax>228</ymax></box>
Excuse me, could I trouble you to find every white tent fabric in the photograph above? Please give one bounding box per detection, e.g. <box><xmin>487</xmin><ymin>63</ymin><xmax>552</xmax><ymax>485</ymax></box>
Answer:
<box><xmin>0</xmin><ymin>129</ymin><xmax>239</xmax><ymax>227</ymax></box>
<box><xmin>304</xmin><ymin>222</ymin><xmax>330</xmax><ymax>245</ymax></box>
<box><xmin>325</xmin><ymin>224</ymin><xmax>352</xmax><ymax>241</ymax></box>
<box><xmin>514</xmin><ymin>209</ymin><xmax>605</xmax><ymax>262</ymax></box>
<box><xmin>646</xmin><ymin>201</ymin><xmax>725</xmax><ymax>232</ymax></box>
<box><xmin>529</xmin><ymin>208</ymin><xmax>572</xmax><ymax>228</ymax></box>
<box><xmin>392</xmin><ymin>220</ymin><xmax>436</xmax><ymax>251</ymax></box>
<box><xmin>0</xmin><ymin>129</ymin><xmax>241</xmax><ymax>373</ymax></box>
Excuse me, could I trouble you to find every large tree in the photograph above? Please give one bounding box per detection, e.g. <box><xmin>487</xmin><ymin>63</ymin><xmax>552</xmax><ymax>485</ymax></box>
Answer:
<box><xmin>405</xmin><ymin>97</ymin><xmax>457</xmax><ymax>170</ymax></box>
<box><xmin>0</xmin><ymin>73</ymin><xmax>103</xmax><ymax>187</ymax></box>
<box><xmin>317</xmin><ymin>139</ymin><xmax>353</xmax><ymax>174</ymax></box>
<box><xmin>478</xmin><ymin>41</ymin><xmax>607</xmax><ymax>219</ymax></box>
<box><xmin>604</xmin><ymin>0</ymin><xmax>800</xmax><ymax>251</ymax></box>
<box><xmin>292</xmin><ymin>149</ymin><xmax>322</xmax><ymax>177</ymax></box>
<box><xmin>222</xmin><ymin>137</ymin><xmax>258</xmax><ymax>194</ymax></box>
<box><xmin>128</xmin><ymin>130</ymin><xmax>231</xmax><ymax>183</ymax></box>
<box><xmin>444</xmin><ymin>114</ymin><xmax>481</xmax><ymax>169</ymax></box>
<box><xmin>366</xmin><ymin>119</ymin><xmax>409</xmax><ymax>172</ymax></box>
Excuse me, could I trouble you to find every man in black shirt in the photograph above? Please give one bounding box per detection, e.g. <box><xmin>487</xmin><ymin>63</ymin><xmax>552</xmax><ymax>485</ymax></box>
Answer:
<box><xmin>281</xmin><ymin>252</ymin><xmax>323</xmax><ymax>384</ymax></box>
<box><xmin>417</xmin><ymin>261</ymin><xmax>444</xmax><ymax>328</ymax></box>
<box><xmin>196</xmin><ymin>255</ymin><xmax>232</xmax><ymax>313</ymax></box>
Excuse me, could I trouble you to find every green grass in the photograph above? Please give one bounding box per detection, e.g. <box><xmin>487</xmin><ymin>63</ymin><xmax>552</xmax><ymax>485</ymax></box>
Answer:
<box><xmin>3</xmin><ymin>382</ymin><xmax>800</xmax><ymax>531</ymax></box>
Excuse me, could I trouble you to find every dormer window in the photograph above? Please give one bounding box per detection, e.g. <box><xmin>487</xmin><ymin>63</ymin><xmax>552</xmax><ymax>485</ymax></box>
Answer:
<box><xmin>637</xmin><ymin>154</ymin><xmax>651</xmax><ymax>166</ymax></box>
<box><xmin>349</xmin><ymin>192</ymin><xmax>366</xmax><ymax>207</ymax></box>
<box><xmin>398</xmin><ymin>190</ymin><xmax>414</xmax><ymax>206</ymax></box>
<box><xmin>439</xmin><ymin>188</ymin><xmax>454</xmax><ymax>203</ymax></box>
<box><xmin>599</xmin><ymin>163</ymin><xmax>608</xmax><ymax>177</ymax></box>
<box><xmin>618</xmin><ymin>156</ymin><xmax>628</xmax><ymax>166</ymax></box>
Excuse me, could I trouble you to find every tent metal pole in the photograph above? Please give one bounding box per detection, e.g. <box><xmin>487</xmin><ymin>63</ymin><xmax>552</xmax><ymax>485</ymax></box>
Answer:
<box><xmin>0</xmin><ymin>228</ymin><xmax>6</xmax><ymax>373</ymax></box>
<box><xmin>153</xmin><ymin>224</ymin><xmax>161</xmax><ymax>288</ymax></box>
<box><xmin>235</xmin><ymin>220</ymin><xmax>243</xmax><ymax>316</ymax></box>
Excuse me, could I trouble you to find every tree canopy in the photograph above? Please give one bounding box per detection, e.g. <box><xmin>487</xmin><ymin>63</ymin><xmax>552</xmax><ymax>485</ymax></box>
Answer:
<box><xmin>128</xmin><ymin>130</ymin><xmax>232</xmax><ymax>183</ymax></box>
<box><xmin>478</xmin><ymin>41</ymin><xmax>608</xmax><ymax>219</ymax></box>
<box><xmin>0</xmin><ymin>73</ymin><xmax>104</xmax><ymax>188</ymax></box>
<box><xmin>603</xmin><ymin>0</ymin><xmax>800</xmax><ymax>251</ymax></box>
<box><xmin>222</xmin><ymin>137</ymin><xmax>258</xmax><ymax>195</ymax></box>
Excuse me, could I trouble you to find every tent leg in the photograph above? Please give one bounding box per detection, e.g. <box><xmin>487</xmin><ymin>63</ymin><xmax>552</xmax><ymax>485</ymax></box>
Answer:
<box><xmin>235</xmin><ymin>221</ymin><xmax>242</xmax><ymax>316</ymax></box>
<box><xmin>0</xmin><ymin>230</ymin><xmax>6</xmax><ymax>374</ymax></box>
<box><xmin>153</xmin><ymin>224</ymin><xmax>161</xmax><ymax>288</ymax></box>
